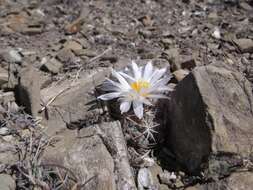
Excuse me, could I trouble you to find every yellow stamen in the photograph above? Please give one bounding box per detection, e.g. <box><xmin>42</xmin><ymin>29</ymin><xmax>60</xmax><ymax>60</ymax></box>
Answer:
<box><xmin>131</xmin><ymin>80</ymin><xmax>150</xmax><ymax>94</ymax></box>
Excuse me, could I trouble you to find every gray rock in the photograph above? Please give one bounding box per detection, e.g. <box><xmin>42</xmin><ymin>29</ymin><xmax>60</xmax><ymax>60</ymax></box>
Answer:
<box><xmin>15</xmin><ymin>66</ymin><xmax>40</xmax><ymax>116</ymax></box>
<box><xmin>40</xmin><ymin>57</ymin><xmax>63</xmax><ymax>74</ymax></box>
<box><xmin>0</xmin><ymin>174</ymin><xmax>16</xmax><ymax>190</ymax></box>
<box><xmin>40</xmin><ymin>68</ymin><xmax>110</xmax><ymax>136</ymax></box>
<box><xmin>239</xmin><ymin>2</ymin><xmax>252</xmax><ymax>11</ymax></box>
<box><xmin>234</xmin><ymin>38</ymin><xmax>253</xmax><ymax>53</ymax></box>
<box><xmin>0</xmin><ymin>139</ymin><xmax>18</xmax><ymax>170</ymax></box>
<box><xmin>98</xmin><ymin>121</ymin><xmax>137</xmax><ymax>190</ymax></box>
<box><xmin>163</xmin><ymin>48</ymin><xmax>180</xmax><ymax>72</ymax></box>
<box><xmin>185</xmin><ymin>172</ymin><xmax>253</xmax><ymax>190</ymax></box>
<box><xmin>167</xmin><ymin>65</ymin><xmax>253</xmax><ymax>172</ymax></box>
<box><xmin>64</xmin><ymin>127</ymin><xmax>116</xmax><ymax>190</ymax></box>
<box><xmin>43</xmin><ymin>122</ymin><xmax>133</xmax><ymax>190</ymax></box>
<box><xmin>138</xmin><ymin>168</ymin><xmax>153</xmax><ymax>189</ymax></box>
<box><xmin>0</xmin><ymin>67</ymin><xmax>8</xmax><ymax>88</ymax></box>
<box><xmin>0</xmin><ymin>127</ymin><xmax>9</xmax><ymax>135</ymax></box>
<box><xmin>56</xmin><ymin>48</ymin><xmax>75</xmax><ymax>63</ymax></box>
<box><xmin>1</xmin><ymin>49</ymin><xmax>22</xmax><ymax>63</ymax></box>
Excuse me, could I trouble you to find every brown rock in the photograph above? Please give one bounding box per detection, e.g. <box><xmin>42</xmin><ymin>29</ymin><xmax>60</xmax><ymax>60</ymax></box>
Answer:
<box><xmin>234</xmin><ymin>38</ymin><xmax>253</xmax><ymax>53</ymax></box>
<box><xmin>167</xmin><ymin>65</ymin><xmax>253</xmax><ymax>172</ymax></box>
<box><xmin>180</xmin><ymin>56</ymin><xmax>196</xmax><ymax>70</ymax></box>
<box><xmin>173</xmin><ymin>69</ymin><xmax>190</xmax><ymax>82</ymax></box>
<box><xmin>64</xmin><ymin>18</ymin><xmax>84</xmax><ymax>35</ymax></box>
<box><xmin>186</xmin><ymin>172</ymin><xmax>253</xmax><ymax>190</ymax></box>
<box><xmin>0</xmin><ymin>67</ymin><xmax>8</xmax><ymax>88</ymax></box>
<box><xmin>63</xmin><ymin>40</ymin><xmax>83</xmax><ymax>51</ymax></box>
<box><xmin>139</xmin><ymin>15</ymin><xmax>153</xmax><ymax>27</ymax></box>
<box><xmin>15</xmin><ymin>66</ymin><xmax>40</xmax><ymax>116</ymax></box>
<box><xmin>163</xmin><ymin>48</ymin><xmax>180</xmax><ymax>71</ymax></box>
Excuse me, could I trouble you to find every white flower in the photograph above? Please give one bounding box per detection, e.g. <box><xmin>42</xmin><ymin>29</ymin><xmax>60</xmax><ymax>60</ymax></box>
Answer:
<box><xmin>98</xmin><ymin>61</ymin><xmax>171</xmax><ymax>119</ymax></box>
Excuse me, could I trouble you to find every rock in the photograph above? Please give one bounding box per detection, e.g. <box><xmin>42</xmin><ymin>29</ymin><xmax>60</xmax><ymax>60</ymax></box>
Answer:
<box><xmin>40</xmin><ymin>57</ymin><xmax>63</xmax><ymax>74</ymax></box>
<box><xmin>173</xmin><ymin>69</ymin><xmax>190</xmax><ymax>82</ymax></box>
<box><xmin>21</xmin><ymin>24</ymin><xmax>44</xmax><ymax>35</ymax></box>
<box><xmin>222</xmin><ymin>172</ymin><xmax>253</xmax><ymax>190</ymax></box>
<box><xmin>4</xmin><ymin>64</ymin><xmax>19</xmax><ymax>90</ymax></box>
<box><xmin>185</xmin><ymin>186</ymin><xmax>200</xmax><ymax>190</ymax></box>
<box><xmin>64</xmin><ymin>17</ymin><xmax>84</xmax><ymax>35</ymax></box>
<box><xmin>0</xmin><ymin>174</ymin><xmax>16</xmax><ymax>190</ymax></box>
<box><xmin>43</xmin><ymin>121</ymin><xmax>135</xmax><ymax>190</ymax></box>
<box><xmin>137</xmin><ymin>168</ymin><xmax>153</xmax><ymax>189</ymax></box>
<box><xmin>44</xmin><ymin>126</ymin><xmax>116</xmax><ymax>190</ymax></box>
<box><xmin>0</xmin><ymin>92</ymin><xmax>15</xmax><ymax>105</ymax></box>
<box><xmin>149</xmin><ymin>163</ymin><xmax>164</xmax><ymax>186</ymax></box>
<box><xmin>98</xmin><ymin>121</ymin><xmax>137</xmax><ymax>189</ymax></box>
<box><xmin>161</xmin><ymin>38</ymin><xmax>173</xmax><ymax>48</ymax></box>
<box><xmin>65</xmin><ymin>127</ymin><xmax>116</xmax><ymax>190</ymax></box>
<box><xmin>159</xmin><ymin>171</ymin><xmax>177</xmax><ymax>186</ymax></box>
<box><xmin>63</xmin><ymin>40</ymin><xmax>83</xmax><ymax>51</ymax></box>
<box><xmin>163</xmin><ymin>48</ymin><xmax>180</xmax><ymax>71</ymax></box>
<box><xmin>180</xmin><ymin>56</ymin><xmax>196</xmax><ymax>70</ymax></box>
<box><xmin>40</xmin><ymin>68</ymin><xmax>110</xmax><ymax>136</ymax></box>
<box><xmin>0</xmin><ymin>67</ymin><xmax>8</xmax><ymax>88</ymax></box>
<box><xmin>212</xmin><ymin>27</ymin><xmax>221</xmax><ymax>39</ymax></box>
<box><xmin>208</xmin><ymin>12</ymin><xmax>218</xmax><ymax>20</ymax></box>
<box><xmin>167</xmin><ymin>65</ymin><xmax>253</xmax><ymax>173</ymax></box>
<box><xmin>224</xmin><ymin>0</ymin><xmax>239</xmax><ymax>5</ymax></box>
<box><xmin>0</xmin><ymin>138</ymin><xmax>18</xmax><ymax>169</ymax></box>
<box><xmin>160</xmin><ymin>184</ymin><xmax>172</xmax><ymax>190</ymax></box>
<box><xmin>139</xmin><ymin>15</ymin><xmax>153</xmax><ymax>27</ymax></box>
<box><xmin>1</xmin><ymin>49</ymin><xmax>22</xmax><ymax>63</ymax></box>
<box><xmin>234</xmin><ymin>38</ymin><xmax>253</xmax><ymax>53</ymax></box>
<box><xmin>239</xmin><ymin>2</ymin><xmax>252</xmax><ymax>11</ymax></box>
<box><xmin>15</xmin><ymin>66</ymin><xmax>40</xmax><ymax>116</ymax></box>
<box><xmin>186</xmin><ymin>172</ymin><xmax>253</xmax><ymax>190</ymax></box>
<box><xmin>56</xmin><ymin>48</ymin><xmax>75</xmax><ymax>63</ymax></box>
<box><xmin>0</xmin><ymin>127</ymin><xmax>9</xmax><ymax>135</ymax></box>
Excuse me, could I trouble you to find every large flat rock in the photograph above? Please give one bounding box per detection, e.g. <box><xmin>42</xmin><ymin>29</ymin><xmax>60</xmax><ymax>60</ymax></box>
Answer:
<box><xmin>43</xmin><ymin>121</ymin><xmax>136</xmax><ymax>190</ymax></box>
<box><xmin>167</xmin><ymin>65</ymin><xmax>253</xmax><ymax>172</ymax></box>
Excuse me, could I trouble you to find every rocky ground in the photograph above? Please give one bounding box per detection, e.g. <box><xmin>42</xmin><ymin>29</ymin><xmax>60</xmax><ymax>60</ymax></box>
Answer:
<box><xmin>0</xmin><ymin>0</ymin><xmax>253</xmax><ymax>189</ymax></box>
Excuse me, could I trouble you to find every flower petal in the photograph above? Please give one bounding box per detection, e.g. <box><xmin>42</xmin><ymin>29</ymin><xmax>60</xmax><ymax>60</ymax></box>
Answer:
<box><xmin>111</xmin><ymin>69</ymin><xmax>130</xmax><ymax>90</ymax></box>
<box><xmin>132</xmin><ymin>61</ymin><xmax>141</xmax><ymax>80</ymax></box>
<box><xmin>133</xmin><ymin>101</ymin><xmax>143</xmax><ymax>119</ymax></box>
<box><xmin>120</xmin><ymin>101</ymin><xmax>131</xmax><ymax>113</ymax></box>
<box><xmin>143</xmin><ymin>61</ymin><xmax>153</xmax><ymax>80</ymax></box>
<box><xmin>150</xmin><ymin>68</ymin><xmax>167</xmax><ymax>83</ymax></box>
<box><xmin>118</xmin><ymin>71</ymin><xmax>135</xmax><ymax>82</ymax></box>
<box><xmin>149</xmin><ymin>77</ymin><xmax>171</xmax><ymax>91</ymax></box>
<box><xmin>151</xmin><ymin>86</ymin><xmax>173</xmax><ymax>92</ymax></box>
<box><xmin>147</xmin><ymin>94</ymin><xmax>169</xmax><ymax>99</ymax></box>
<box><xmin>102</xmin><ymin>78</ymin><xmax>123</xmax><ymax>90</ymax></box>
<box><xmin>98</xmin><ymin>92</ymin><xmax>121</xmax><ymax>100</ymax></box>
<box><xmin>140</xmin><ymin>97</ymin><xmax>153</xmax><ymax>106</ymax></box>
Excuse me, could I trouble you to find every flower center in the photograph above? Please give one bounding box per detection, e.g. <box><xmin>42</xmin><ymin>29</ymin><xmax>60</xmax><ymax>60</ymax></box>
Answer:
<box><xmin>131</xmin><ymin>80</ymin><xmax>150</xmax><ymax>93</ymax></box>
